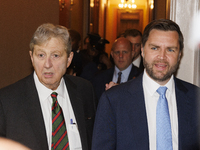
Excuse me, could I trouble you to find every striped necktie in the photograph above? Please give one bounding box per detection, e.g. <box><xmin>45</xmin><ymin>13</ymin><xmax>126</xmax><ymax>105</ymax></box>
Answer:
<box><xmin>51</xmin><ymin>92</ymin><xmax>70</xmax><ymax>150</ymax></box>
<box><xmin>156</xmin><ymin>86</ymin><xmax>173</xmax><ymax>150</ymax></box>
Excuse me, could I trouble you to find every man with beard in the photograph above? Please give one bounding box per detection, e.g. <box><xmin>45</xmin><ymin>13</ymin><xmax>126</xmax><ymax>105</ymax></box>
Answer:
<box><xmin>92</xmin><ymin>19</ymin><xmax>200</xmax><ymax>150</ymax></box>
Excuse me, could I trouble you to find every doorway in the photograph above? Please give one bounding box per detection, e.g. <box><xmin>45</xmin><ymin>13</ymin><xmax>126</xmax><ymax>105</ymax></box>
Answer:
<box><xmin>117</xmin><ymin>9</ymin><xmax>143</xmax><ymax>37</ymax></box>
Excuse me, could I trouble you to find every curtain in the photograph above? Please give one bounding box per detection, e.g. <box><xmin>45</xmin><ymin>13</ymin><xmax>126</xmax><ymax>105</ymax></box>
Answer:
<box><xmin>170</xmin><ymin>0</ymin><xmax>200</xmax><ymax>87</ymax></box>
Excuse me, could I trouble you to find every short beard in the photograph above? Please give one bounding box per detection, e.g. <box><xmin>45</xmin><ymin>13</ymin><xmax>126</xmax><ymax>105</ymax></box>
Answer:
<box><xmin>143</xmin><ymin>59</ymin><xmax>179</xmax><ymax>83</ymax></box>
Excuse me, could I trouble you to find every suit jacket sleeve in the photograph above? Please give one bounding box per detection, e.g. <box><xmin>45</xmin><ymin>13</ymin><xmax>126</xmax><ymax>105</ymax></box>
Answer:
<box><xmin>91</xmin><ymin>92</ymin><xmax>116</xmax><ymax>150</ymax></box>
<box><xmin>0</xmin><ymin>99</ymin><xmax>6</xmax><ymax>136</ymax></box>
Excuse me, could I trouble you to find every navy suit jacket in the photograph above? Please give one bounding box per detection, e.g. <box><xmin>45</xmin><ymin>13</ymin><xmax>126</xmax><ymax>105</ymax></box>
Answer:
<box><xmin>0</xmin><ymin>73</ymin><xmax>96</xmax><ymax>150</ymax></box>
<box><xmin>137</xmin><ymin>56</ymin><xmax>144</xmax><ymax>73</ymax></box>
<box><xmin>92</xmin><ymin>73</ymin><xmax>200</xmax><ymax>150</ymax></box>
<box><xmin>92</xmin><ymin>64</ymin><xmax>141</xmax><ymax>100</ymax></box>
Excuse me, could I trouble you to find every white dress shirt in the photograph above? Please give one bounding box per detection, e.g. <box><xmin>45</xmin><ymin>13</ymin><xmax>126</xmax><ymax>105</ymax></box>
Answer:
<box><xmin>33</xmin><ymin>72</ymin><xmax>82</xmax><ymax>150</ymax></box>
<box><xmin>142</xmin><ymin>70</ymin><xmax>178</xmax><ymax>150</ymax></box>
<box><xmin>112</xmin><ymin>64</ymin><xmax>132</xmax><ymax>83</ymax></box>
<box><xmin>132</xmin><ymin>55</ymin><xmax>141</xmax><ymax>68</ymax></box>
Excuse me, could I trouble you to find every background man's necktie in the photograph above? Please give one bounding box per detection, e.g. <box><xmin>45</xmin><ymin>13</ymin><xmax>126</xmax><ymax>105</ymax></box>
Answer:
<box><xmin>117</xmin><ymin>72</ymin><xmax>122</xmax><ymax>84</ymax></box>
<box><xmin>156</xmin><ymin>86</ymin><xmax>173</xmax><ymax>150</ymax></box>
<box><xmin>51</xmin><ymin>92</ymin><xmax>70</xmax><ymax>150</ymax></box>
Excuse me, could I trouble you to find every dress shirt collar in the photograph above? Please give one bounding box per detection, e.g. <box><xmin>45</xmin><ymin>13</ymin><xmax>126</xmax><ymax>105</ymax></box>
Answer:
<box><xmin>33</xmin><ymin>71</ymin><xmax>65</xmax><ymax>101</ymax></box>
<box><xmin>143</xmin><ymin>69</ymin><xmax>174</xmax><ymax>96</ymax></box>
<box><xmin>113</xmin><ymin>63</ymin><xmax>132</xmax><ymax>82</ymax></box>
<box><xmin>132</xmin><ymin>55</ymin><xmax>141</xmax><ymax>68</ymax></box>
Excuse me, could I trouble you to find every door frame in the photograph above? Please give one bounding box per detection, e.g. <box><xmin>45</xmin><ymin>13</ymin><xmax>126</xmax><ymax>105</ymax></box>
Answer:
<box><xmin>117</xmin><ymin>9</ymin><xmax>143</xmax><ymax>36</ymax></box>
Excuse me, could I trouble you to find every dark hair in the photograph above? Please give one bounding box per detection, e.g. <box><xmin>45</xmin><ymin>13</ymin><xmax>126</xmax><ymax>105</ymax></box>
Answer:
<box><xmin>68</xmin><ymin>29</ymin><xmax>81</xmax><ymax>51</ymax></box>
<box><xmin>88</xmin><ymin>33</ymin><xmax>109</xmax><ymax>52</ymax></box>
<box><xmin>83</xmin><ymin>35</ymin><xmax>89</xmax><ymax>44</ymax></box>
<box><xmin>124</xmin><ymin>29</ymin><xmax>142</xmax><ymax>38</ymax></box>
<box><xmin>68</xmin><ymin>29</ymin><xmax>81</xmax><ymax>43</ymax></box>
<box><xmin>142</xmin><ymin>19</ymin><xmax>184</xmax><ymax>52</ymax></box>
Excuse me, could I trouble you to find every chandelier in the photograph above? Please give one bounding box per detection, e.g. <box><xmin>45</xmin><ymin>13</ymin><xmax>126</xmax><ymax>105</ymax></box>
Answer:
<box><xmin>118</xmin><ymin>0</ymin><xmax>137</xmax><ymax>9</ymax></box>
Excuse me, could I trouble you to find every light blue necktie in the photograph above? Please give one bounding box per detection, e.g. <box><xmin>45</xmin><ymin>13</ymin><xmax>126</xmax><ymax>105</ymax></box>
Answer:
<box><xmin>156</xmin><ymin>86</ymin><xmax>173</xmax><ymax>150</ymax></box>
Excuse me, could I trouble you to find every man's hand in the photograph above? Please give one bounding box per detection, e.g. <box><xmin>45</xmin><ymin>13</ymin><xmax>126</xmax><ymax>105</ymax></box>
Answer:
<box><xmin>105</xmin><ymin>81</ymin><xmax>118</xmax><ymax>90</ymax></box>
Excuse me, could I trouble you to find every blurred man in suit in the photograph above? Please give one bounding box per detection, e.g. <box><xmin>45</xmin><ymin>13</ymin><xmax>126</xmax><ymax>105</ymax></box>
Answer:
<box><xmin>124</xmin><ymin>29</ymin><xmax>144</xmax><ymax>73</ymax></box>
<box><xmin>80</xmin><ymin>33</ymin><xmax>112</xmax><ymax>81</ymax></box>
<box><xmin>92</xmin><ymin>19</ymin><xmax>200</xmax><ymax>150</ymax></box>
<box><xmin>66</xmin><ymin>29</ymin><xmax>82</xmax><ymax>76</ymax></box>
<box><xmin>0</xmin><ymin>23</ymin><xmax>96</xmax><ymax>150</ymax></box>
<box><xmin>92</xmin><ymin>37</ymin><xmax>140</xmax><ymax>100</ymax></box>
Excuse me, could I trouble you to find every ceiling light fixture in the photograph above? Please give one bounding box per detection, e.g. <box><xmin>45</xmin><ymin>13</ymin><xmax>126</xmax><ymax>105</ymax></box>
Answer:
<box><xmin>118</xmin><ymin>0</ymin><xmax>137</xmax><ymax>9</ymax></box>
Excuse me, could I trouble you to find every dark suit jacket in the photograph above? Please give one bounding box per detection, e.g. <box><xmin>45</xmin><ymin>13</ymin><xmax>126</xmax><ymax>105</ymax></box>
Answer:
<box><xmin>138</xmin><ymin>56</ymin><xmax>144</xmax><ymax>73</ymax></box>
<box><xmin>92</xmin><ymin>64</ymin><xmax>141</xmax><ymax>100</ymax></box>
<box><xmin>92</xmin><ymin>73</ymin><xmax>200</xmax><ymax>150</ymax></box>
<box><xmin>0</xmin><ymin>73</ymin><xmax>96</xmax><ymax>150</ymax></box>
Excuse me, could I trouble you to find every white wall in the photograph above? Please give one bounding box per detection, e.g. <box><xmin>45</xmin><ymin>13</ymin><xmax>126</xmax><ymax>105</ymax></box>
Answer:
<box><xmin>170</xmin><ymin>0</ymin><xmax>200</xmax><ymax>87</ymax></box>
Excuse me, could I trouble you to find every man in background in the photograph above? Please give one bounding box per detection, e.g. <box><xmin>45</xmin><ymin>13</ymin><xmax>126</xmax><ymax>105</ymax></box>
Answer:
<box><xmin>0</xmin><ymin>23</ymin><xmax>96</xmax><ymax>150</ymax></box>
<box><xmin>67</xmin><ymin>29</ymin><xmax>82</xmax><ymax>76</ymax></box>
<box><xmin>124</xmin><ymin>29</ymin><xmax>144</xmax><ymax>73</ymax></box>
<box><xmin>92</xmin><ymin>37</ymin><xmax>140</xmax><ymax>100</ymax></box>
<box><xmin>92</xmin><ymin>19</ymin><xmax>200</xmax><ymax>149</ymax></box>
<box><xmin>80</xmin><ymin>33</ymin><xmax>112</xmax><ymax>81</ymax></box>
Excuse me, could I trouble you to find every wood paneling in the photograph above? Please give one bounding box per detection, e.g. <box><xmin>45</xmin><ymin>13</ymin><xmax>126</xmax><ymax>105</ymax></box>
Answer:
<box><xmin>0</xmin><ymin>0</ymin><xmax>59</xmax><ymax>89</ymax></box>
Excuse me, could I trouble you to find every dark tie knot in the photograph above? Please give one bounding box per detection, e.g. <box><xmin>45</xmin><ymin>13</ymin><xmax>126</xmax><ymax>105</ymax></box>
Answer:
<box><xmin>51</xmin><ymin>92</ymin><xmax>58</xmax><ymax>106</ymax></box>
<box><xmin>157</xmin><ymin>86</ymin><xmax>167</xmax><ymax>96</ymax></box>
<box><xmin>117</xmin><ymin>72</ymin><xmax>122</xmax><ymax>84</ymax></box>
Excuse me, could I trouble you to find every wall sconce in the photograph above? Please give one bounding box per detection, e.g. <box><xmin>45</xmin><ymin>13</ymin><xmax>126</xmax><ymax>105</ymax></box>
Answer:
<box><xmin>71</xmin><ymin>0</ymin><xmax>74</xmax><ymax>6</ymax></box>
<box><xmin>149</xmin><ymin>0</ymin><xmax>154</xmax><ymax>9</ymax></box>
<box><xmin>118</xmin><ymin>0</ymin><xmax>137</xmax><ymax>9</ymax></box>
<box><xmin>59</xmin><ymin>0</ymin><xmax>74</xmax><ymax>11</ymax></box>
<box><xmin>90</xmin><ymin>0</ymin><xmax>94</xmax><ymax>7</ymax></box>
<box><xmin>59</xmin><ymin>0</ymin><xmax>65</xmax><ymax>11</ymax></box>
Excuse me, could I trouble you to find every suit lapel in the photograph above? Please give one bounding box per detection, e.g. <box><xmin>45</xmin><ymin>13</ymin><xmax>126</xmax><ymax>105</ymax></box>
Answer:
<box><xmin>128</xmin><ymin>64</ymin><xmax>140</xmax><ymax>80</ymax></box>
<box><xmin>22</xmin><ymin>74</ymin><xmax>48</xmax><ymax>150</ymax></box>
<box><xmin>64</xmin><ymin>76</ymin><xmax>88</xmax><ymax>150</ymax></box>
<box><xmin>126</xmin><ymin>74</ymin><xmax>149</xmax><ymax>149</ymax></box>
